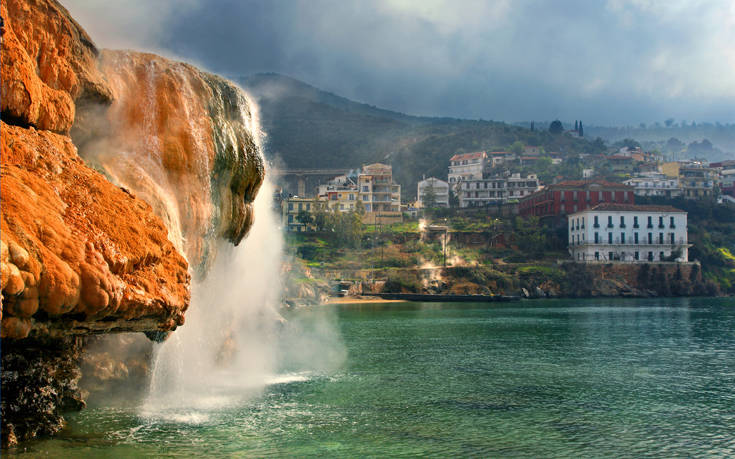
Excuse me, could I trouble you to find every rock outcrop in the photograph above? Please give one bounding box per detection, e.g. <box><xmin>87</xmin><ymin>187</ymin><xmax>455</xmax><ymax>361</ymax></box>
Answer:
<box><xmin>1</xmin><ymin>0</ymin><xmax>265</xmax><ymax>447</ymax></box>
<box><xmin>73</xmin><ymin>50</ymin><xmax>264</xmax><ymax>274</ymax></box>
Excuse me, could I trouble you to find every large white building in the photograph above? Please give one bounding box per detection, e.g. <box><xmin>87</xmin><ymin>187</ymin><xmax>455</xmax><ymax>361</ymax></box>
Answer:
<box><xmin>568</xmin><ymin>203</ymin><xmax>689</xmax><ymax>263</ymax></box>
<box><xmin>459</xmin><ymin>173</ymin><xmax>540</xmax><ymax>208</ymax></box>
<box><xmin>448</xmin><ymin>151</ymin><xmax>487</xmax><ymax>186</ymax></box>
<box><xmin>623</xmin><ymin>173</ymin><xmax>681</xmax><ymax>198</ymax></box>
<box><xmin>417</xmin><ymin>177</ymin><xmax>449</xmax><ymax>208</ymax></box>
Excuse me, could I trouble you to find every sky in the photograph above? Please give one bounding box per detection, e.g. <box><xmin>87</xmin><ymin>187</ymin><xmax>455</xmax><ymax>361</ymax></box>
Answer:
<box><xmin>65</xmin><ymin>0</ymin><xmax>735</xmax><ymax>125</ymax></box>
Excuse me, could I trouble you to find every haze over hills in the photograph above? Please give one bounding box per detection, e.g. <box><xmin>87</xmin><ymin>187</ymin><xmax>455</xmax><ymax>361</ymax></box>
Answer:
<box><xmin>241</xmin><ymin>73</ymin><xmax>605</xmax><ymax>198</ymax></box>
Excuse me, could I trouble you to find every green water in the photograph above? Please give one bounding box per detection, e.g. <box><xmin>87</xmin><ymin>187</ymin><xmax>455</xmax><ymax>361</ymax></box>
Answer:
<box><xmin>8</xmin><ymin>298</ymin><xmax>735</xmax><ymax>457</ymax></box>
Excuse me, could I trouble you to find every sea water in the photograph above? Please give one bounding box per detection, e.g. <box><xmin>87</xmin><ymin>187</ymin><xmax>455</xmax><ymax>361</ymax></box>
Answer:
<box><xmin>6</xmin><ymin>297</ymin><xmax>735</xmax><ymax>457</ymax></box>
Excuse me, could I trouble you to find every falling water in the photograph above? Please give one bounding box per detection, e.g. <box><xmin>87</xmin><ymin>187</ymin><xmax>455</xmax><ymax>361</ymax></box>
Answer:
<box><xmin>140</xmin><ymin>176</ymin><xmax>286</xmax><ymax>420</ymax></box>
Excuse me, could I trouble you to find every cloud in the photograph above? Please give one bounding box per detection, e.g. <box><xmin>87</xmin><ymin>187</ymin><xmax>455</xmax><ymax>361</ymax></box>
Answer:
<box><xmin>62</xmin><ymin>0</ymin><xmax>735</xmax><ymax>124</ymax></box>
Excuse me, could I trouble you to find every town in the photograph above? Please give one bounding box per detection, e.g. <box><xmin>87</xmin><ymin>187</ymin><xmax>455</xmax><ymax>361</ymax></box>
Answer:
<box><xmin>275</xmin><ymin>126</ymin><xmax>735</xmax><ymax>302</ymax></box>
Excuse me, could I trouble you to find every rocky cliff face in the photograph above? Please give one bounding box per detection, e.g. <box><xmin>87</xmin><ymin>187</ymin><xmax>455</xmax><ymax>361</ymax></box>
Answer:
<box><xmin>1</xmin><ymin>0</ymin><xmax>265</xmax><ymax>447</ymax></box>
<box><xmin>73</xmin><ymin>50</ymin><xmax>264</xmax><ymax>274</ymax></box>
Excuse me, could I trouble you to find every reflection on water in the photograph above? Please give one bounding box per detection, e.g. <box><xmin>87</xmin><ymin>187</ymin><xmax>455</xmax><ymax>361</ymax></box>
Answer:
<box><xmin>7</xmin><ymin>297</ymin><xmax>735</xmax><ymax>457</ymax></box>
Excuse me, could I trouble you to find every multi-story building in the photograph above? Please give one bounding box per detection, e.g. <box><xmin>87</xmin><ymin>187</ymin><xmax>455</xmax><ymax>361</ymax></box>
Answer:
<box><xmin>679</xmin><ymin>165</ymin><xmax>717</xmax><ymax>199</ymax></box>
<box><xmin>417</xmin><ymin>177</ymin><xmax>450</xmax><ymax>208</ymax></box>
<box><xmin>448</xmin><ymin>151</ymin><xmax>487</xmax><ymax>186</ymax></box>
<box><xmin>358</xmin><ymin>163</ymin><xmax>402</xmax><ymax>224</ymax></box>
<box><xmin>568</xmin><ymin>203</ymin><xmax>689</xmax><ymax>263</ymax></box>
<box><xmin>282</xmin><ymin>197</ymin><xmax>320</xmax><ymax>232</ymax></box>
<box><xmin>623</xmin><ymin>172</ymin><xmax>681</xmax><ymax>198</ymax></box>
<box><xmin>519</xmin><ymin>179</ymin><xmax>634</xmax><ymax>218</ymax></box>
<box><xmin>459</xmin><ymin>173</ymin><xmax>540</xmax><ymax>208</ymax></box>
<box><xmin>318</xmin><ymin>176</ymin><xmax>361</xmax><ymax>213</ymax></box>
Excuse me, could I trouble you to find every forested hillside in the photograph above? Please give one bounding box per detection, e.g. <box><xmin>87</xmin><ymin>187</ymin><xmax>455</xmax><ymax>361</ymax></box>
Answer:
<box><xmin>242</xmin><ymin>73</ymin><xmax>606</xmax><ymax>198</ymax></box>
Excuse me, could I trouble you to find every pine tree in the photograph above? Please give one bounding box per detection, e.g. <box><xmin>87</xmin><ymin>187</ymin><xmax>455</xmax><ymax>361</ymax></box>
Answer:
<box><xmin>574</xmin><ymin>120</ymin><xmax>578</xmax><ymax>131</ymax></box>
<box><xmin>530</xmin><ymin>121</ymin><xmax>534</xmax><ymax>131</ymax></box>
<box><xmin>579</xmin><ymin>121</ymin><xmax>584</xmax><ymax>137</ymax></box>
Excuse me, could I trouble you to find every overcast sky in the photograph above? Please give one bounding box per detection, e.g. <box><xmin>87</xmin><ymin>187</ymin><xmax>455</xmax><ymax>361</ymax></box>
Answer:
<box><xmin>65</xmin><ymin>0</ymin><xmax>735</xmax><ymax>125</ymax></box>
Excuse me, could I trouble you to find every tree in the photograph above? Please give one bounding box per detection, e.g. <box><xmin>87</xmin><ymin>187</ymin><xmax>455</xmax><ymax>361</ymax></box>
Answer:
<box><xmin>296</xmin><ymin>208</ymin><xmax>313</xmax><ymax>228</ymax></box>
<box><xmin>665</xmin><ymin>118</ymin><xmax>675</xmax><ymax>127</ymax></box>
<box><xmin>578</xmin><ymin>121</ymin><xmax>583</xmax><ymax>137</ymax></box>
<box><xmin>574</xmin><ymin>120</ymin><xmax>579</xmax><ymax>131</ymax></box>
<box><xmin>549</xmin><ymin>120</ymin><xmax>563</xmax><ymax>135</ymax></box>
<box><xmin>422</xmin><ymin>183</ymin><xmax>438</xmax><ymax>209</ymax></box>
<box><xmin>530</xmin><ymin>121</ymin><xmax>535</xmax><ymax>131</ymax></box>
<box><xmin>508</xmin><ymin>140</ymin><xmax>525</xmax><ymax>155</ymax></box>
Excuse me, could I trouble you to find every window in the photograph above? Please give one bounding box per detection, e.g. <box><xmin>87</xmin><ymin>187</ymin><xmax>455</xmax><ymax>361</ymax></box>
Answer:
<box><xmin>620</xmin><ymin>216</ymin><xmax>626</xmax><ymax>228</ymax></box>
<box><xmin>608</xmin><ymin>216</ymin><xmax>614</xmax><ymax>228</ymax></box>
<box><xmin>634</xmin><ymin>233</ymin><xmax>639</xmax><ymax>244</ymax></box>
<box><xmin>306</xmin><ymin>203</ymin><xmax>311</xmax><ymax>210</ymax></box>
<box><xmin>576</xmin><ymin>218</ymin><xmax>580</xmax><ymax>230</ymax></box>
<box><xmin>648</xmin><ymin>251</ymin><xmax>654</xmax><ymax>261</ymax></box>
<box><xmin>581</xmin><ymin>218</ymin><xmax>585</xmax><ymax>229</ymax></box>
<box><xmin>670</xmin><ymin>233</ymin><xmax>675</xmax><ymax>244</ymax></box>
<box><xmin>595</xmin><ymin>252</ymin><xmax>600</xmax><ymax>260</ymax></box>
<box><xmin>594</xmin><ymin>216</ymin><xmax>600</xmax><ymax>228</ymax></box>
<box><xmin>365</xmin><ymin>204</ymin><xmax>371</xmax><ymax>212</ymax></box>
<box><xmin>670</xmin><ymin>216</ymin><xmax>675</xmax><ymax>228</ymax></box>
<box><xmin>648</xmin><ymin>233</ymin><xmax>653</xmax><ymax>244</ymax></box>
<box><xmin>288</xmin><ymin>215</ymin><xmax>293</xmax><ymax>223</ymax></box>
<box><xmin>595</xmin><ymin>232</ymin><xmax>599</xmax><ymax>243</ymax></box>
<box><xmin>647</xmin><ymin>216</ymin><xmax>653</xmax><ymax>228</ymax></box>
<box><xmin>658</xmin><ymin>216</ymin><xmax>665</xmax><ymax>228</ymax></box>
<box><xmin>621</xmin><ymin>233</ymin><xmax>625</xmax><ymax>244</ymax></box>
<box><xmin>362</xmin><ymin>186</ymin><xmax>369</xmax><ymax>192</ymax></box>
<box><xmin>659</xmin><ymin>233</ymin><xmax>664</xmax><ymax>244</ymax></box>
<box><xmin>660</xmin><ymin>251</ymin><xmax>664</xmax><ymax>260</ymax></box>
<box><xmin>609</xmin><ymin>251</ymin><xmax>614</xmax><ymax>261</ymax></box>
<box><xmin>633</xmin><ymin>216</ymin><xmax>639</xmax><ymax>228</ymax></box>
<box><xmin>608</xmin><ymin>232</ymin><xmax>613</xmax><ymax>244</ymax></box>
<box><xmin>635</xmin><ymin>251</ymin><xmax>639</xmax><ymax>260</ymax></box>
<box><xmin>298</xmin><ymin>203</ymin><xmax>303</xmax><ymax>211</ymax></box>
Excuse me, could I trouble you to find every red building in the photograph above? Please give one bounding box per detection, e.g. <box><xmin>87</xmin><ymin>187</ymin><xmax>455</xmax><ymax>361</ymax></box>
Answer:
<box><xmin>519</xmin><ymin>180</ymin><xmax>635</xmax><ymax>218</ymax></box>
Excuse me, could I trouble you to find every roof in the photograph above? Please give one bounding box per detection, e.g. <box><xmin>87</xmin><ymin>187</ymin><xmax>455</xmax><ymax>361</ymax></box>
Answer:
<box><xmin>450</xmin><ymin>151</ymin><xmax>486</xmax><ymax>161</ymax></box>
<box><xmin>583</xmin><ymin>203</ymin><xmax>685</xmax><ymax>213</ymax></box>
<box><xmin>550</xmin><ymin>179</ymin><xmax>633</xmax><ymax>190</ymax></box>
<box><xmin>488</xmin><ymin>151</ymin><xmax>511</xmax><ymax>156</ymax></box>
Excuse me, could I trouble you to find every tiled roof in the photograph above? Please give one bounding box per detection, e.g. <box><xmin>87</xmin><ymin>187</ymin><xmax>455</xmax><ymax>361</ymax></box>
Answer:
<box><xmin>587</xmin><ymin>203</ymin><xmax>685</xmax><ymax>213</ymax></box>
<box><xmin>550</xmin><ymin>179</ymin><xmax>633</xmax><ymax>190</ymax></box>
<box><xmin>450</xmin><ymin>151</ymin><xmax>486</xmax><ymax>161</ymax></box>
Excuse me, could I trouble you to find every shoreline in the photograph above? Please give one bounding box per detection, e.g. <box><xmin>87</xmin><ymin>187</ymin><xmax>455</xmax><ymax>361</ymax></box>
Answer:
<box><xmin>326</xmin><ymin>296</ymin><xmax>407</xmax><ymax>304</ymax></box>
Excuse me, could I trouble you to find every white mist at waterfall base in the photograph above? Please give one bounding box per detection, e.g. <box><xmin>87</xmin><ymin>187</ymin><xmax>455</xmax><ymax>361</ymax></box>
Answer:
<box><xmin>140</xmin><ymin>179</ymin><xmax>346</xmax><ymax>423</ymax></box>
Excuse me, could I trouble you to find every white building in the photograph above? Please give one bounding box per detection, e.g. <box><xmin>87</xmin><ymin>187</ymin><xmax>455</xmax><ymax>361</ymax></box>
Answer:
<box><xmin>623</xmin><ymin>172</ymin><xmax>681</xmax><ymax>198</ymax></box>
<box><xmin>417</xmin><ymin>177</ymin><xmax>450</xmax><ymax>208</ymax></box>
<box><xmin>568</xmin><ymin>203</ymin><xmax>689</xmax><ymax>263</ymax></box>
<box><xmin>459</xmin><ymin>173</ymin><xmax>540</xmax><ymax>208</ymax></box>
<box><xmin>448</xmin><ymin>151</ymin><xmax>487</xmax><ymax>186</ymax></box>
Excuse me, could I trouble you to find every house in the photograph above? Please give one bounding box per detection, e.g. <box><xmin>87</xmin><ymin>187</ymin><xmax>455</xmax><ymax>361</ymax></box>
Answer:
<box><xmin>358</xmin><ymin>163</ymin><xmax>402</xmax><ymax>224</ymax></box>
<box><xmin>623</xmin><ymin>172</ymin><xmax>681</xmax><ymax>198</ymax></box>
<box><xmin>459</xmin><ymin>173</ymin><xmax>540</xmax><ymax>208</ymax></box>
<box><xmin>318</xmin><ymin>175</ymin><xmax>361</xmax><ymax>213</ymax></box>
<box><xmin>679</xmin><ymin>165</ymin><xmax>717</xmax><ymax>199</ymax></box>
<box><xmin>519</xmin><ymin>179</ymin><xmax>634</xmax><ymax>218</ymax></box>
<box><xmin>282</xmin><ymin>197</ymin><xmax>320</xmax><ymax>232</ymax></box>
<box><xmin>448</xmin><ymin>151</ymin><xmax>488</xmax><ymax>185</ymax></box>
<box><xmin>568</xmin><ymin>203</ymin><xmax>689</xmax><ymax>263</ymax></box>
<box><xmin>417</xmin><ymin>177</ymin><xmax>450</xmax><ymax>208</ymax></box>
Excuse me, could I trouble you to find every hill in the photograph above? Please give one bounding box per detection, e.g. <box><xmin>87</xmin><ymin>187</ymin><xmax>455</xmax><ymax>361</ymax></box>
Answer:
<box><xmin>241</xmin><ymin>73</ymin><xmax>606</xmax><ymax>199</ymax></box>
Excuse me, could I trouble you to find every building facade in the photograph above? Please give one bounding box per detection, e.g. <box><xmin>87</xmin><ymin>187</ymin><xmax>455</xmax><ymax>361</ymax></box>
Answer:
<box><xmin>623</xmin><ymin>173</ymin><xmax>681</xmax><ymax>198</ymax></box>
<box><xmin>568</xmin><ymin>204</ymin><xmax>688</xmax><ymax>263</ymax></box>
<box><xmin>358</xmin><ymin>163</ymin><xmax>402</xmax><ymax>224</ymax></box>
<box><xmin>448</xmin><ymin>151</ymin><xmax>487</xmax><ymax>185</ymax></box>
<box><xmin>519</xmin><ymin>180</ymin><xmax>634</xmax><ymax>218</ymax></box>
<box><xmin>417</xmin><ymin>177</ymin><xmax>450</xmax><ymax>208</ymax></box>
<box><xmin>679</xmin><ymin>166</ymin><xmax>717</xmax><ymax>199</ymax></box>
<box><xmin>459</xmin><ymin>173</ymin><xmax>540</xmax><ymax>208</ymax></box>
<box><xmin>282</xmin><ymin>197</ymin><xmax>320</xmax><ymax>232</ymax></box>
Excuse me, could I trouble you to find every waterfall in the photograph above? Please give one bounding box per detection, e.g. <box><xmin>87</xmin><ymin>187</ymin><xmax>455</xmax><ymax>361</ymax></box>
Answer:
<box><xmin>140</xmin><ymin>176</ymin><xmax>284</xmax><ymax>418</ymax></box>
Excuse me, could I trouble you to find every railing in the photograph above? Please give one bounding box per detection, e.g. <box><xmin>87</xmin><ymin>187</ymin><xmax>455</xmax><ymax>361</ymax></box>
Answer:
<box><xmin>570</xmin><ymin>239</ymin><xmax>688</xmax><ymax>247</ymax></box>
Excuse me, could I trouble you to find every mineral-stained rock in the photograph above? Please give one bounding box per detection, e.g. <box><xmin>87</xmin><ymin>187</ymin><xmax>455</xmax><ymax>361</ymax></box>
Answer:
<box><xmin>72</xmin><ymin>50</ymin><xmax>265</xmax><ymax>274</ymax></box>
<box><xmin>0</xmin><ymin>0</ymin><xmax>113</xmax><ymax>133</ymax></box>
<box><xmin>1</xmin><ymin>123</ymin><xmax>190</xmax><ymax>339</ymax></box>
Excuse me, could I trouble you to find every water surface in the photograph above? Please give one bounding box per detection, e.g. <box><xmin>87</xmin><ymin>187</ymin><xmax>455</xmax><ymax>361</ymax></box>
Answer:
<box><xmin>8</xmin><ymin>297</ymin><xmax>735</xmax><ymax>457</ymax></box>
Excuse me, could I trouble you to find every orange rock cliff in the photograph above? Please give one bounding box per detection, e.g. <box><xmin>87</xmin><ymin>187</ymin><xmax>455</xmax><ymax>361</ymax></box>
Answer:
<box><xmin>1</xmin><ymin>0</ymin><xmax>265</xmax><ymax>446</ymax></box>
